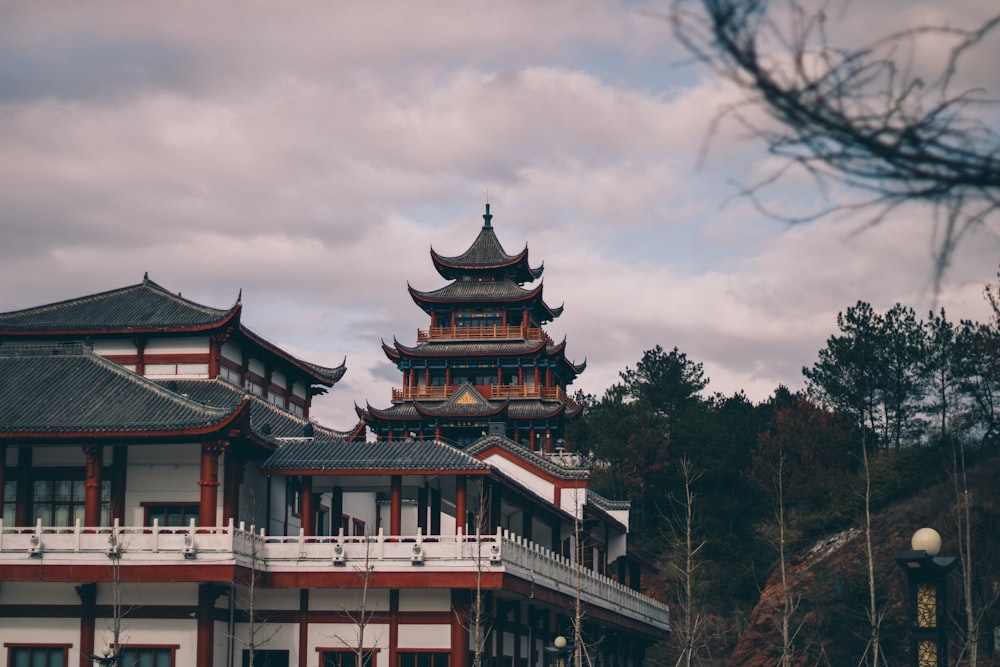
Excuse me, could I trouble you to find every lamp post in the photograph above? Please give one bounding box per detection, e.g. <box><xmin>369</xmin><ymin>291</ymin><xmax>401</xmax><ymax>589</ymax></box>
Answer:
<box><xmin>895</xmin><ymin>528</ymin><xmax>957</xmax><ymax>667</ymax></box>
<box><xmin>544</xmin><ymin>636</ymin><xmax>572</xmax><ymax>667</ymax></box>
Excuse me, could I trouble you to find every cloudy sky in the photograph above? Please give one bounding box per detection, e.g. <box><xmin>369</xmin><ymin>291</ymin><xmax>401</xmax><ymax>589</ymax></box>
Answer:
<box><xmin>1</xmin><ymin>1</ymin><xmax>998</xmax><ymax>430</ymax></box>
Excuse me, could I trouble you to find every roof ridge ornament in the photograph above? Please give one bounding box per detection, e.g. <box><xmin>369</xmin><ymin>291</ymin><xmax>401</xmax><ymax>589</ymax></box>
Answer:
<box><xmin>483</xmin><ymin>202</ymin><xmax>492</xmax><ymax>229</ymax></box>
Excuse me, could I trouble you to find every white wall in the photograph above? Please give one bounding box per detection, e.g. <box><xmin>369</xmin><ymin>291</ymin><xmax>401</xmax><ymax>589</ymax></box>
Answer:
<box><xmin>126</xmin><ymin>443</ymin><xmax>203</xmax><ymax>525</ymax></box>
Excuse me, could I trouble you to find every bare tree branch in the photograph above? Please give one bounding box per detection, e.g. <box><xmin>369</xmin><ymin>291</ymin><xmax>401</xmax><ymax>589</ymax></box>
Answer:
<box><xmin>672</xmin><ymin>0</ymin><xmax>1000</xmax><ymax>288</ymax></box>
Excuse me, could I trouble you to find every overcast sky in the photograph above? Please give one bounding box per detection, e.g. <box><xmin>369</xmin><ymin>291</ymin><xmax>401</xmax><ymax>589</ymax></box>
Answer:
<box><xmin>1</xmin><ymin>1</ymin><xmax>998</xmax><ymax>430</ymax></box>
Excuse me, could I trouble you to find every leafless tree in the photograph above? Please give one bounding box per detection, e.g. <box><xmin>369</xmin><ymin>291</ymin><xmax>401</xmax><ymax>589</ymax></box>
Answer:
<box><xmin>857</xmin><ymin>435</ymin><xmax>886</xmax><ymax>667</ymax></box>
<box><xmin>331</xmin><ymin>528</ymin><xmax>380</xmax><ymax>667</ymax></box>
<box><xmin>236</xmin><ymin>524</ymin><xmax>281</xmax><ymax>667</ymax></box>
<box><xmin>466</xmin><ymin>480</ymin><xmax>491</xmax><ymax>667</ymax></box>
<box><xmin>667</xmin><ymin>456</ymin><xmax>708</xmax><ymax>667</ymax></box>
<box><xmin>672</xmin><ymin>0</ymin><xmax>1000</xmax><ymax>286</ymax></box>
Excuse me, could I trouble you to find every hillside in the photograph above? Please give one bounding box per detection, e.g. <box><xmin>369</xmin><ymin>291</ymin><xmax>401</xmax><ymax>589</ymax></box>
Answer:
<box><xmin>724</xmin><ymin>453</ymin><xmax>1000</xmax><ymax>666</ymax></box>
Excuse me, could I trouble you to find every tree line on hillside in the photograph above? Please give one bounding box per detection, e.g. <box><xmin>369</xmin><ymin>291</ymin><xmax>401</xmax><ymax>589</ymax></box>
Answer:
<box><xmin>568</xmin><ymin>275</ymin><xmax>1000</xmax><ymax>664</ymax></box>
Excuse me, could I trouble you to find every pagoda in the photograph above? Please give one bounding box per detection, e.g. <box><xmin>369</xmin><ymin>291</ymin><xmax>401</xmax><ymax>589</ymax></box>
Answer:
<box><xmin>360</xmin><ymin>205</ymin><xmax>585</xmax><ymax>448</ymax></box>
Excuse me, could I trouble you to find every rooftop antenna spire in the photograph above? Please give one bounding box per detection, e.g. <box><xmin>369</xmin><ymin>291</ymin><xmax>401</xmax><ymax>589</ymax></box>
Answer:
<box><xmin>483</xmin><ymin>194</ymin><xmax>493</xmax><ymax>228</ymax></box>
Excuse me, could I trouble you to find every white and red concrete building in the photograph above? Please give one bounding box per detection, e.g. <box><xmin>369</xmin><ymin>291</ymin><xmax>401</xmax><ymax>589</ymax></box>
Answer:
<box><xmin>0</xmin><ymin>215</ymin><xmax>669</xmax><ymax>667</ymax></box>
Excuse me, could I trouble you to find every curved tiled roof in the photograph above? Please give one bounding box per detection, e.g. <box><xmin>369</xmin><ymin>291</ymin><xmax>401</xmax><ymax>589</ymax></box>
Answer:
<box><xmin>0</xmin><ymin>343</ymin><xmax>245</xmax><ymax>435</ymax></box>
<box><xmin>408</xmin><ymin>280</ymin><xmax>563</xmax><ymax>322</ymax></box>
<box><xmin>240</xmin><ymin>326</ymin><xmax>347</xmax><ymax>386</ymax></box>
<box><xmin>262</xmin><ymin>437</ymin><xmax>490</xmax><ymax>473</ymax></box>
<box><xmin>386</xmin><ymin>338</ymin><xmax>550</xmax><ymax>358</ymax></box>
<box><xmin>430</xmin><ymin>206</ymin><xmax>543</xmax><ymax>283</ymax></box>
<box><xmin>161</xmin><ymin>378</ymin><xmax>359</xmax><ymax>441</ymax></box>
<box><xmin>0</xmin><ymin>276</ymin><xmax>238</xmax><ymax>334</ymax></box>
<box><xmin>361</xmin><ymin>397</ymin><xmax>571</xmax><ymax>421</ymax></box>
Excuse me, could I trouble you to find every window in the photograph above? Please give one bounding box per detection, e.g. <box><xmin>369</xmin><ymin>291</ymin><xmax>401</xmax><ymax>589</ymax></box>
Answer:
<box><xmin>287</xmin><ymin>478</ymin><xmax>302</xmax><ymax>517</ymax></box>
<box><xmin>242</xmin><ymin>649</ymin><xmax>289</xmax><ymax>667</ymax></box>
<box><xmin>7</xmin><ymin>645</ymin><xmax>70</xmax><ymax>667</ymax></box>
<box><xmin>144</xmin><ymin>503</ymin><xmax>200</xmax><ymax>527</ymax></box>
<box><xmin>398</xmin><ymin>652</ymin><xmax>449</xmax><ymax>667</ymax></box>
<box><xmin>34</xmin><ymin>479</ymin><xmax>109</xmax><ymax>527</ymax></box>
<box><xmin>353</xmin><ymin>518</ymin><xmax>366</xmax><ymax>537</ymax></box>
<box><xmin>119</xmin><ymin>646</ymin><xmax>177</xmax><ymax>667</ymax></box>
<box><xmin>2</xmin><ymin>480</ymin><xmax>15</xmax><ymax>525</ymax></box>
<box><xmin>321</xmin><ymin>650</ymin><xmax>375</xmax><ymax>667</ymax></box>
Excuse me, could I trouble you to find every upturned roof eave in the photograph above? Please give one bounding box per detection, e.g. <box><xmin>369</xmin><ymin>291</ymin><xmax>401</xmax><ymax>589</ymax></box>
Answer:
<box><xmin>240</xmin><ymin>325</ymin><xmax>346</xmax><ymax>386</ymax></box>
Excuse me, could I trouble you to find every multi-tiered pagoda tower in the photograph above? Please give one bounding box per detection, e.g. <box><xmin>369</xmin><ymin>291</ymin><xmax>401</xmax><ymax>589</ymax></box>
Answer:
<box><xmin>360</xmin><ymin>205</ymin><xmax>585</xmax><ymax>448</ymax></box>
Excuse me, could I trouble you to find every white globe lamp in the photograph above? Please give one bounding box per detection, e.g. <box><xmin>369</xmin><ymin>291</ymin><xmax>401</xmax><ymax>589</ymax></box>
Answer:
<box><xmin>911</xmin><ymin>527</ymin><xmax>942</xmax><ymax>556</ymax></box>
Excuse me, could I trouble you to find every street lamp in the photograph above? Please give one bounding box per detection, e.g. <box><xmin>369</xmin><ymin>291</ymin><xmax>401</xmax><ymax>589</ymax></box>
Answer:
<box><xmin>895</xmin><ymin>527</ymin><xmax>957</xmax><ymax>667</ymax></box>
<box><xmin>543</xmin><ymin>635</ymin><xmax>572</xmax><ymax>667</ymax></box>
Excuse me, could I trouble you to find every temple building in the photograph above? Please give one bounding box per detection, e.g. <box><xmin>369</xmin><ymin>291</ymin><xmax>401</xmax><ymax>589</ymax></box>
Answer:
<box><xmin>360</xmin><ymin>205</ymin><xmax>585</xmax><ymax>449</ymax></box>
<box><xmin>0</xmin><ymin>213</ymin><xmax>668</xmax><ymax>667</ymax></box>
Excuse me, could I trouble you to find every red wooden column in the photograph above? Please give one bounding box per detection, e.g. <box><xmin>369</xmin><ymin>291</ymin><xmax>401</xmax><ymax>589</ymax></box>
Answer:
<box><xmin>134</xmin><ymin>339</ymin><xmax>147</xmax><ymax>376</ymax></box>
<box><xmin>390</xmin><ymin>475</ymin><xmax>402</xmax><ymax>536</ymax></box>
<box><xmin>300</xmin><ymin>475</ymin><xmax>314</xmax><ymax>536</ymax></box>
<box><xmin>83</xmin><ymin>445</ymin><xmax>104</xmax><ymax>527</ymax></box>
<box><xmin>198</xmin><ymin>441</ymin><xmax>227</xmax><ymax>527</ymax></box>
<box><xmin>299</xmin><ymin>589</ymin><xmax>310</xmax><ymax>667</ymax></box>
<box><xmin>450</xmin><ymin>589</ymin><xmax>470</xmax><ymax>667</ymax></box>
<box><xmin>208</xmin><ymin>335</ymin><xmax>223</xmax><ymax>379</ymax></box>
<box><xmin>77</xmin><ymin>583</ymin><xmax>96</xmax><ymax>667</ymax></box>
<box><xmin>196</xmin><ymin>584</ymin><xmax>220</xmax><ymax>667</ymax></box>
<box><xmin>454</xmin><ymin>476</ymin><xmax>467</xmax><ymax>535</ymax></box>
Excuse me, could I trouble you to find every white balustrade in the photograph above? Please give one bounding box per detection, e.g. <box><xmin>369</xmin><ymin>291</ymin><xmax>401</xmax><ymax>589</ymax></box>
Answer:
<box><xmin>0</xmin><ymin>519</ymin><xmax>667</xmax><ymax>629</ymax></box>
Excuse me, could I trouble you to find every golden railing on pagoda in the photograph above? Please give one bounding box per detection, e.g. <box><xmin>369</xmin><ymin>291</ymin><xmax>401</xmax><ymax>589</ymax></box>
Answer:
<box><xmin>416</xmin><ymin>325</ymin><xmax>546</xmax><ymax>342</ymax></box>
<box><xmin>391</xmin><ymin>384</ymin><xmax>571</xmax><ymax>402</ymax></box>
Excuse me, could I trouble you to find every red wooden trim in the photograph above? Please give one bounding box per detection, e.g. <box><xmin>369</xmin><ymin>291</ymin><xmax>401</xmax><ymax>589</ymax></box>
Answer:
<box><xmin>0</xmin><ymin>563</ymin><xmax>240</xmax><ymax>583</ymax></box>
<box><xmin>263</xmin><ymin>468</ymin><xmax>489</xmax><ymax>478</ymax></box>
<box><xmin>264</xmin><ymin>571</ymin><xmax>504</xmax><ymax>590</ymax></box>
<box><xmin>5</xmin><ymin>644</ymin><xmax>72</xmax><ymax>667</ymax></box>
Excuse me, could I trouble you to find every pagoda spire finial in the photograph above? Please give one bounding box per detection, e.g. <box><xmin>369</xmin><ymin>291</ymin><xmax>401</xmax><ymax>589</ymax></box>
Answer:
<box><xmin>483</xmin><ymin>202</ymin><xmax>493</xmax><ymax>228</ymax></box>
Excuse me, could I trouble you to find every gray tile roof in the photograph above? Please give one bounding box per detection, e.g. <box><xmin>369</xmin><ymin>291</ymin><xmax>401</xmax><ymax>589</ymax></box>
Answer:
<box><xmin>160</xmin><ymin>379</ymin><xmax>359</xmax><ymax>441</ymax></box>
<box><xmin>0</xmin><ymin>276</ymin><xmax>236</xmax><ymax>333</ymax></box>
<box><xmin>262</xmin><ymin>437</ymin><xmax>489</xmax><ymax>473</ymax></box>
<box><xmin>465</xmin><ymin>434</ymin><xmax>590</xmax><ymax>480</ymax></box>
<box><xmin>391</xmin><ymin>339</ymin><xmax>550</xmax><ymax>357</ymax></box>
<box><xmin>410</xmin><ymin>279</ymin><xmax>536</xmax><ymax>302</ymax></box>
<box><xmin>0</xmin><ymin>343</ymin><xmax>241</xmax><ymax>434</ymax></box>
<box><xmin>429</xmin><ymin>210</ymin><xmax>544</xmax><ymax>283</ymax></box>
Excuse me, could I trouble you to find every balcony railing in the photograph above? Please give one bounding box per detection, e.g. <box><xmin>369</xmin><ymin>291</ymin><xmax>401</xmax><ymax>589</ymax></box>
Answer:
<box><xmin>0</xmin><ymin>519</ymin><xmax>668</xmax><ymax>631</ymax></box>
<box><xmin>391</xmin><ymin>384</ymin><xmax>572</xmax><ymax>403</ymax></box>
<box><xmin>416</xmin><ymin>325</ymin><xmax>546</xmax><ymax>342</ymax></box>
